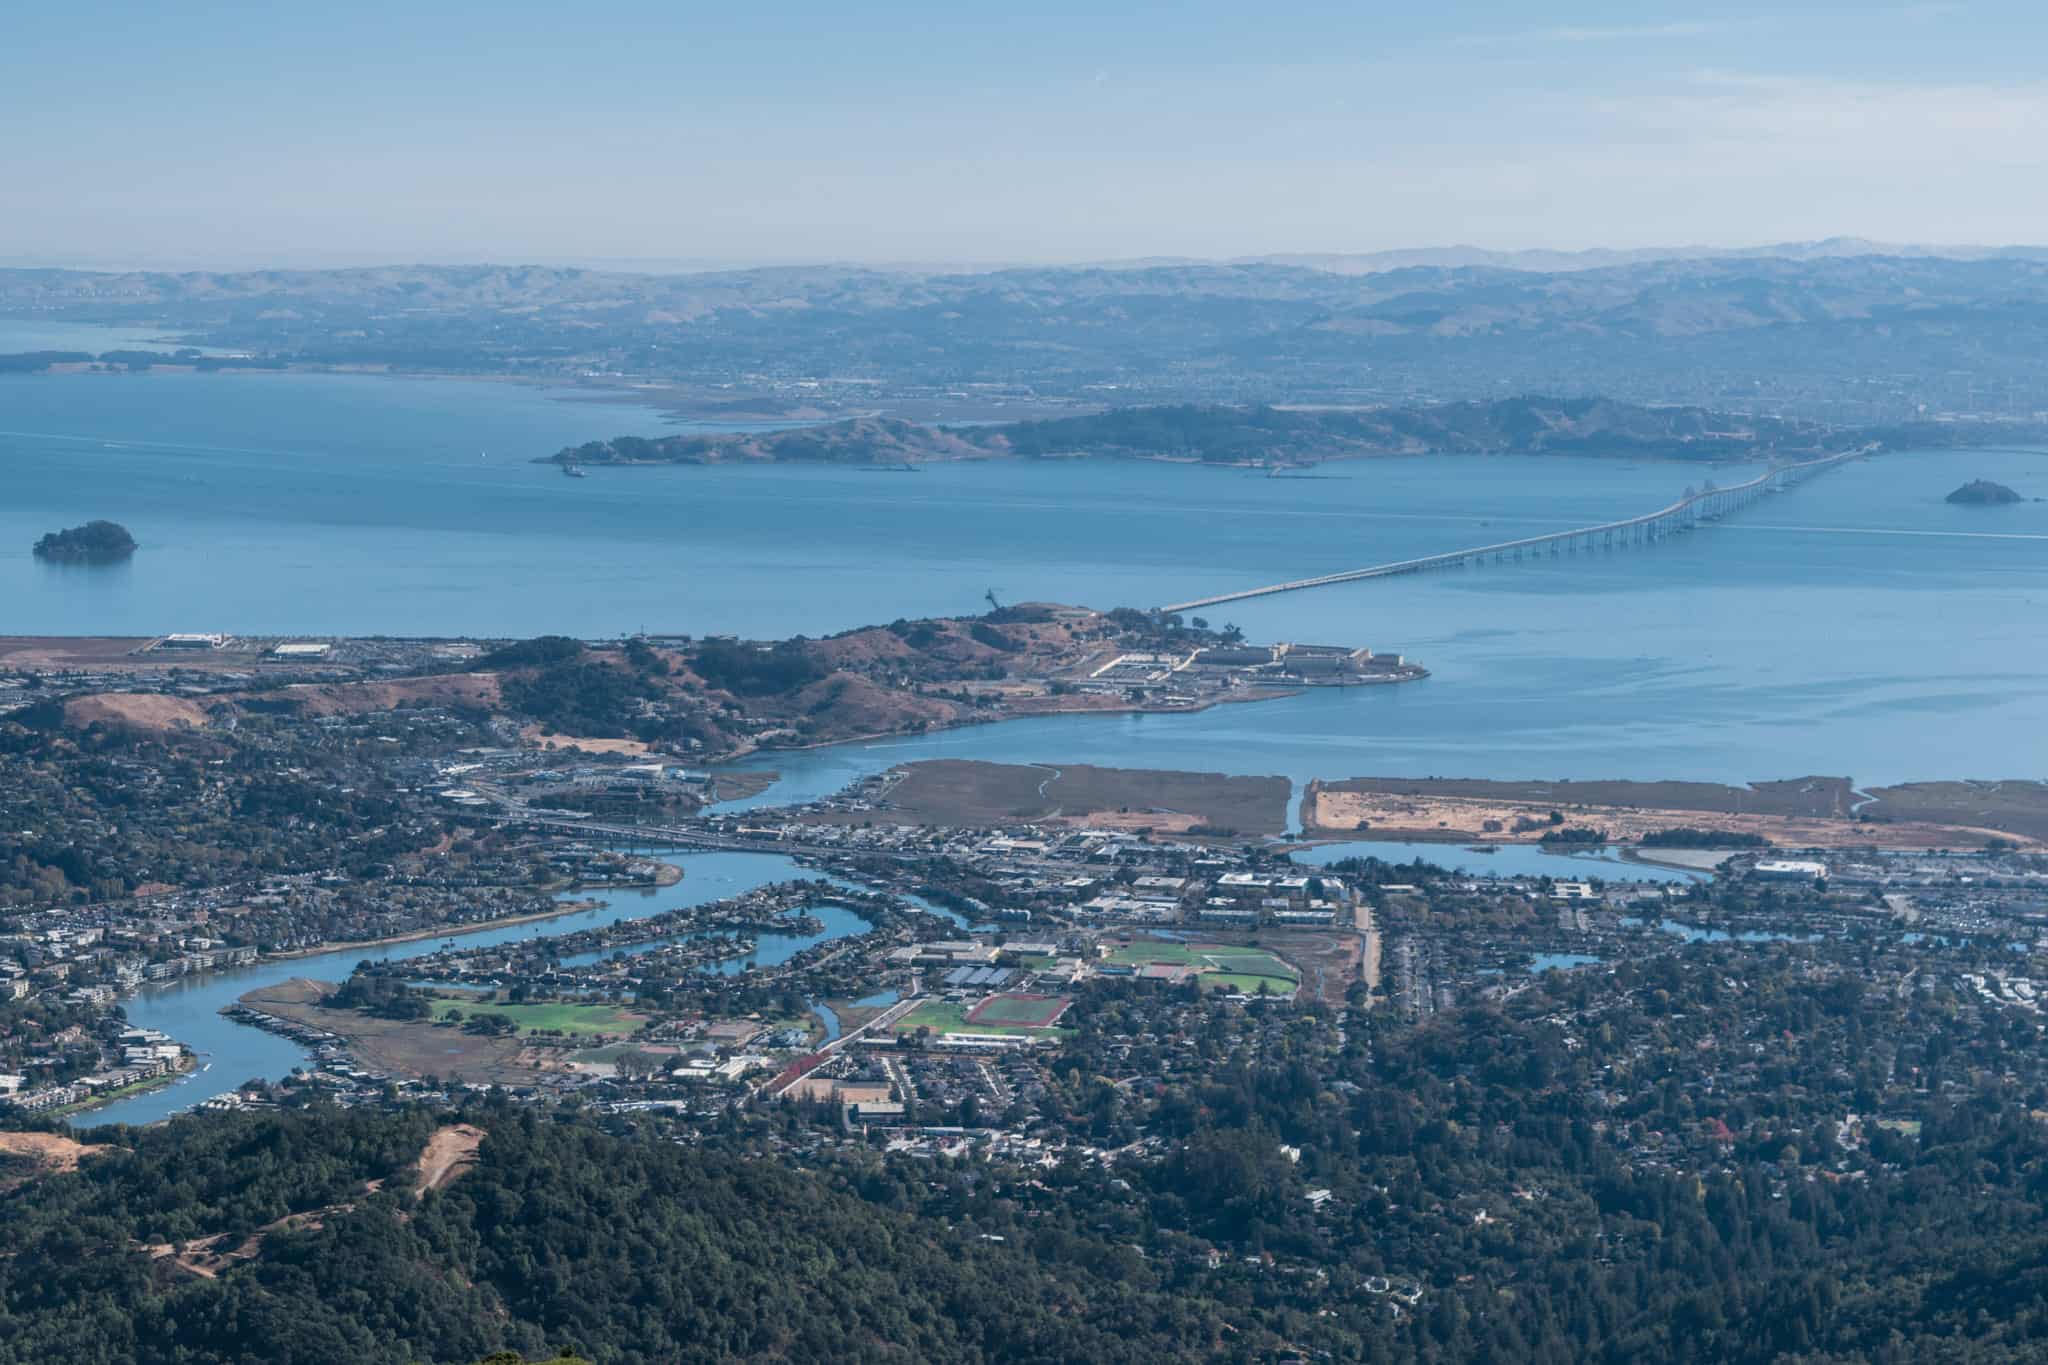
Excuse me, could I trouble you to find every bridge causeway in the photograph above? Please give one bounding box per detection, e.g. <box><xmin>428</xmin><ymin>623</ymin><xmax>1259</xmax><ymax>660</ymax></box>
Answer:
<box><xmin>1160</xmin><ymin>448</ymin><xmax>1868</xmax><ymax>615</ymax></box>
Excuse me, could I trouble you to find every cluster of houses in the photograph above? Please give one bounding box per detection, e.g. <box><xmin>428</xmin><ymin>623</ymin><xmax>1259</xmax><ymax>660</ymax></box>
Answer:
<box><xmin>446</xmin><ymin>756</ymin><xmax>730</xmax><ymax>816</ymax></box>
<box><xmin>2</xmin><ymin>1027</ymin><xmax>189</xmax><ymax>1114</ymax></box>
<box><xmin>1082</xmin><ymin>870</ymin><xmax>1351</xmax><ymax>927</ymax></box>
<box><xmin>1080</xmin><ymin>641</ymin><xmax>1422</xmax><ymax>701</ymax></box>
<box><xmin>687</xmin><ymin>806</ymin><xmax>1361</xmax><ymax>932</ymax></box>
<box><xmin>3</xmin><ymin>915</ymin><xmax>261</xmax><ymax>999</ymax></box>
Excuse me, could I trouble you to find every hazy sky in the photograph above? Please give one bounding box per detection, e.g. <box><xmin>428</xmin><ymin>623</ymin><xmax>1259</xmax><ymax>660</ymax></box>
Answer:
<box><xmin>6</xmin><ymin>0</ymin><xmax>2045</xmax><ymax>268</ymax></box>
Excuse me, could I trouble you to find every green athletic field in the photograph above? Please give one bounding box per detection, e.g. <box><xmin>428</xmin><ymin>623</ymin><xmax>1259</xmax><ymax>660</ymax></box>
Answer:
<box><xmin>1103</xmin><ymin>940</ymin><xmax>1300</xmax><ymax>992</ymax></box>
<box><xmin>435</xmin><ymin>997</ymin><xmax>643</xmax><ymax>1036</ymax></box>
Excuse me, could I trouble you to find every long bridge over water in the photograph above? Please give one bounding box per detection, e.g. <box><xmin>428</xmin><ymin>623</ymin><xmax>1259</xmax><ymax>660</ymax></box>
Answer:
<box><xmin>1160</xmin><ymin>447</ymin><xmax>1871</xmax><ymax>615</ymax></box>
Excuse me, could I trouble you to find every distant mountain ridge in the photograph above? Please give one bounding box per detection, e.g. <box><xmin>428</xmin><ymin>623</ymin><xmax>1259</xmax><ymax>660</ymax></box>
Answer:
<box><xmin>14</xmin><ymin>249</ymin><xmax>2048</xmax><ymax>420</ymax></box>
<box><xmin>1233</xmin><ymin>237</ymin><xmax>2048</xmax><ymax>275</ymax></box>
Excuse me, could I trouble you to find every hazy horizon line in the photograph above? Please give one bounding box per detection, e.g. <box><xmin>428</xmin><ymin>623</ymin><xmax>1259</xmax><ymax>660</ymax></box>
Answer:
<box><xmin>7</xmin><ymin>235</ymin><xmax>2048</xmax><ymax>279</ymax></box>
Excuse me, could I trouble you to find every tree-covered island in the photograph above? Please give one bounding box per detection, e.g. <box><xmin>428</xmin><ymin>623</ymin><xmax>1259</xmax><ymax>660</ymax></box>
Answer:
<box><xmin>31</xmin><ymin>520</ymin><xmax>138</xmax><ymax>564</ymax></box>
<box><xmin>1946</xmin><ymin>478</ymin><xmax>2023</xmax><ymax>505</ymax></box>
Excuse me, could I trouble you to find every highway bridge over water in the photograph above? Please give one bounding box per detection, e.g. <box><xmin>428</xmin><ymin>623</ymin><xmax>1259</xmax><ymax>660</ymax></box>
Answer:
<box><xmin>1161</xmin><ymin>447</ymin><xmax>1871</xmax><ymax>615</ymax></box>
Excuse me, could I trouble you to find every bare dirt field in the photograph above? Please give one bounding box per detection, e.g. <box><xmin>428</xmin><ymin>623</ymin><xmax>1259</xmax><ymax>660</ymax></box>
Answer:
<box><xmin>262</xmin><ymin>673</ymin><xmax>501</xmax><ymax>717</ymax></box>
<box><xmin>1304</xmin><ymin>777</ymin><xmax>2041</xmax><ymax>851</ymax></box>
<box><xmin>1317</xmin><ymin>776</ymin><xmax>1860</xmax><ymax>818</ymax></box>
<box><xmin>0</xmin><ymin>637</ymin><xmax>161</xmax><ymax>669</ymax></box>
<box><xmin>0</xmin><ymin>1130</ymin><xmax>108</xmax><ymax>1177</ymax></box>
<box><xmin>63</xmin><ymin>692</ymin><xmax>214</xmax><ymax>731</ymax></box>
<box><xmin>519</xmin><ymin>723</ymin><xmax>652</xmax><ymax>756</ymax></box>
<box><xmin>814</xmin><ymin>759</ymin><xmax>1290</xmax><ymax>835</ymax></box>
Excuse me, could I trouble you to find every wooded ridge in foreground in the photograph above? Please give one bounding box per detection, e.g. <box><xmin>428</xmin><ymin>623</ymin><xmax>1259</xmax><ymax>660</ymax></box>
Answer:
<box><xmin>0</xmin><ymin>1107</ymin><xmax>1250</xmax><ymax>1364</ymax></box>
<box><xmin>21</xmin><ymin>938</ymin><xmax>2048</xmax><ymax>1365</ymax></box>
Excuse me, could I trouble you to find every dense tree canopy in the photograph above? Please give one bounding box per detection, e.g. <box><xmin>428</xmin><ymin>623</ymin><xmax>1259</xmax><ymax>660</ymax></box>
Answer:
<box><xmin>0</xmin><ymin>1107</ymin><xmax>1247</xmax><ymax>1364</ymax></box>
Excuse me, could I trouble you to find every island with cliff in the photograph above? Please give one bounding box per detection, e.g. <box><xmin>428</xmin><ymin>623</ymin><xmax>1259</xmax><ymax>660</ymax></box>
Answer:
<box><xmin>32</xmin><ymin>519</ymin><xmax>138</xmax><ymax>564</ymax></box>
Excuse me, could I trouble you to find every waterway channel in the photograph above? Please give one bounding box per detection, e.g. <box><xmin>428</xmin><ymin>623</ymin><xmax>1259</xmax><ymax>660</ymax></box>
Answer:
<box><xmin>82</xmin><ymin>851</ymin><xmax>963</xmax><ymax>1128</ymax></box>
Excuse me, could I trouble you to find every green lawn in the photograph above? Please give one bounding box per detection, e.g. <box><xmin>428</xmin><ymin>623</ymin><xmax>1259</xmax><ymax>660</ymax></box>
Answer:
<box><xmin>436</xmin><ymin>997</ymin><xmax>643</xmax><ymax>1036</ymax></box>
<box><xmin>892</xmin><ymin>1000</ymin><xmax>1073</xmax><ymax>1039</ymax></box>
<box><xmin>1105</xmin><ymin>941</ymin><xmax>1300</xmax><ymax>990</ymax></box>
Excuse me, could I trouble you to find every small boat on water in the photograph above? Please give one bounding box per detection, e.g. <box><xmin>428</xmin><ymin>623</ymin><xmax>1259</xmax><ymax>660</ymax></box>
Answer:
<box><xmin>562</xmin><ymin>463</ymin><xmax>587</xmax><ymax>479</ymax></box>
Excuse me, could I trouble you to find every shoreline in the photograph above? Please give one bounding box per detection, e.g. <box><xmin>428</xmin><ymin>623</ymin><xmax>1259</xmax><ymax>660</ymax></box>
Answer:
<box><xmin>78</xmin><ymin>862</ymin><xmax>692</xmax><ymax>1113</ymax></box>
<box><xmin>45</xmin><ymin>1052</ymin><xmax>200</xmax><ymax>1120</ymax></box>
<box><xmin>533</xmin><ymin>444</ymin><xmax>1797</xmax><ymax>473</ymax></box>
<box><xmin>715</xmin><ymin>685</ymin><xmax>1317</xmax><ymax>764</ymax></box>
<box><xmin>260</xmin><ymin>872</ymin><xmax>680</xmax><ymax>963</ymax></box>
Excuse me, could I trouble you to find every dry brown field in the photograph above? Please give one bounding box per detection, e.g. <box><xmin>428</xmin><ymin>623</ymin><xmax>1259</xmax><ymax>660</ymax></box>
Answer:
<box><xmin>811</xmin><ymin>759</ymin><xmax>1290</xmax><ymax>835</ymax></box>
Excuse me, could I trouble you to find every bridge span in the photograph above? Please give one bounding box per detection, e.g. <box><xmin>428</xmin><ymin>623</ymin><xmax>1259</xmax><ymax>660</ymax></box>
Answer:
<box><xmin>1160</xmin><ymin>447</ymin><xmax>1870</xmax><ymax>615</ymax></box>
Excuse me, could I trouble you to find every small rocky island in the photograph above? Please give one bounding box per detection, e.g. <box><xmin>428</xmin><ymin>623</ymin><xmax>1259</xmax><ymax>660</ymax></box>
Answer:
<box><xmin>1946</xmin><ymin>479</ymin><xmax>2023</xmax><ymax>505</ymax></box>
<box><xmin>33</xmin><ymin>519</ymin><xmax>138</xmax><ymax>563</ymax></box>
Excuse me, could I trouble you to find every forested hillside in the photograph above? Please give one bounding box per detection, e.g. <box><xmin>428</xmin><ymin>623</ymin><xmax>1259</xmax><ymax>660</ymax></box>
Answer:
<box><xmin>0</xmin><ymin>1108</ymin><xmax>1243</xmax><ymax>1365</ymax></box>
<box><xmin>20</xmin><ymin>938</ymin><xmax>2048</xmax><ymax>1365</ymax></box>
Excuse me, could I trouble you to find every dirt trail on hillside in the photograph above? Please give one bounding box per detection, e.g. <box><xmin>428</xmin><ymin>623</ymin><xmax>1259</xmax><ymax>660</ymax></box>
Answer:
<box><xmin>138</xmin><ymin>1127</ymin><xmax>485</xmax><ymax>1279</ymax></box>
<box><xmin>418</xmin><ymin>1124</ymin><xmax>486</xmax><ymax>1191</ymax></box>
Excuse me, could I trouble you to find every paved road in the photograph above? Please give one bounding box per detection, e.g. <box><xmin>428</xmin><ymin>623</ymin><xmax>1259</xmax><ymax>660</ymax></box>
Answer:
<box><xmin>761</xmin><ymin>992</ymin><xmax>925</xmax><ymax>1098</ymax></box>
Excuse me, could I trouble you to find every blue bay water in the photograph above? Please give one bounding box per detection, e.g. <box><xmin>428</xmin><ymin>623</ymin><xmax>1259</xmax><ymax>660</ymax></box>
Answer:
<box><xmin>0</xmin><ymin>320</ymin><xmax>232</xmax><ymax>354</ymax></box>
<box><xmin>2</xmin><ymin>349</ymin><xmax>2037</xmax><ymax>1118</ymax></box>
<box><xmin>4</xmin><ymin>358</ymin><xmax>2045</xmax><ymax>793</ymax></box>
